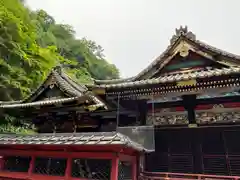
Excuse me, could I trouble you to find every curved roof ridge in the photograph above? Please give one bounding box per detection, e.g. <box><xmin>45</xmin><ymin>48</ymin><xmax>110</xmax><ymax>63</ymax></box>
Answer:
<box><xmin>15</xmin><ymin>65</ymin><xmax>88</xmax><ymax>102</ymax></box>
<box><xmin>22</xmin><ymin>69</ymin><xmax>56</xmax><ymax>103</ymax></box>
<box><xmin>59</xmin><ymin>70</ymin><xmax>88</xmax><ymax>92</ymax></box>
<box><xmin>94</xmin><ymin>66</ymin><xmax>240</xmax><ymax>89</ymax></box>
<box><xmin>93</xmin><ymin>77</ymin><xmax>135</xmax><ymax>85</ymax></box>
<box><xmin>0</xmin><ymin>66</ymin><xmax>107</xmax><ymax>109</ymax></box>
<box><xmin>92</xmin><ymin>31</ymin><xmax>182</xmax><ymax>85</ymax></box>
<box><xmin>0</xmin><ymin>97</ymin><xmax>80</xmax><ymax>108</ymax></box>
<box><xmin>51</xmin><ymin>70</ymin><xmax>83</xmax><ymax>97</ymax></box>
<box><xmin>194</xmin><ymin>38</ymin><xmax>240</xmax><ymax>60</ymax></box>
<box><xmin>94</xmin><ymin>26</ymin><xmax>240</xmax><ymax>85</ymax></box>
<box><xmin>133</xmin><ymin>27</ymin><xmax>240</xmax><ymax>81</ymax></box>
<box><xmin>0</xmin><ymin>100</ymin><xmax>22</xmax><ymax>105</ymax></box>
<box><xmin>84</xmin><ymin>91</ymin><xmax>107</xmax><ymax>109</ymax></box>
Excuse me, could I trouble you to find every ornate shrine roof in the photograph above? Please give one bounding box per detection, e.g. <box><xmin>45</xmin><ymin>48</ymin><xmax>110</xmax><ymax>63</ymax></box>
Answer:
<box><xmin>0</xmin><ymin>132</ymin><xmax>146</xmax><ymax>151</ymax></box>
<box><xmin>90</xmin><ymin>67</ymin><xmax>240</xmax><ymax>89</ymax></box>
<box><xmin>91</xmin><ymin>26</ymin><xmax>240</xmax><ymax>88</ymax></box>
<box><xmin>24</xmin><ymin>66</ymin><xmax>87</xmax><ymax>102</ymax></box>
<box><xmin>0</xmin><ymin>97</ymin><xmax>91</xmax><ymax>109</ymax></box>
<box><xmin>0</xmin><ymin>66</ymin><xmax>106</xmax><ymax>109</ymax></box>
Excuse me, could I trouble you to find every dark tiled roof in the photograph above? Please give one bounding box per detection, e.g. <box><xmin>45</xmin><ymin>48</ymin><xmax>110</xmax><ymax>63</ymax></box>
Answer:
<box><xmin>92</xmin><ymin>26</ymin><xmax>240</xmax><ymax>85</ymax></box>
<box><xmin>57</xmin><ymin>68</ymin><xmax>88</xmax><ymax>93</ymax></box>
<box><xmin>0</xmin><ymin>66</ymin><xmax>107</xmax><ymax>109</ymax></box>
<box><xmin>24</xmin><ymin>66</ymin><xmax>87</xmax><ymax>102</ymax></box>
<box><xmin>0</xmin><ymin>97</ymin><xmax>105</xmax><ymax>109</ymax></box>
<box><xmin>0</xmin><ymin>132</ymin><xmax>145</xmax><ymax>151</ymax></box>
<box><xmin>0</xmin><ymin>97</ymin><xmax>83</xmax><ymax>108</ymax></box>
<box><xmin>93</xmin><ymin>77</ymin><xmax>134</xmax><ymax>85</ymax></box>
<box><xmin>90</xmin><ymin>67</ymin><xmax>240</xmax><ymax>89</ymax></box>
<box><xmin>0</xmin><ymin>101</ymin><xmax>22</xmax><ymax>105</ymax></box>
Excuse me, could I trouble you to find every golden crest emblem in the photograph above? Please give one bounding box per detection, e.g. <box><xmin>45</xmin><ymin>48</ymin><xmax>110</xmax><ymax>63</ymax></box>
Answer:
<box><xmin>179</xmin><ymin>44</ymin><xmax>189</xmax><ymax>57</ymax></box>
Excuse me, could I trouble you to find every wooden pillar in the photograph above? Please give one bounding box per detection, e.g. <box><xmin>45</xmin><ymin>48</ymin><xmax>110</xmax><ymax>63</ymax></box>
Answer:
<box><xmin>190</xmin><ymin>129</ymin><xmax>203</xmax><ymax>173</ymax></box>
<box><xmin>182</xmin><ymin>95</ymin><xmax>202</xmax><ymax>173</ymax></box>
<box><xmin>188</xmin><ymin>107</ymin><xmax>196</xmax><ymax>124</ymax></box>
<box><xmin>0</xmin><ymin>156</ymin><xmax>4</xmax><ymax>170</ymax></box>
<box><xmin>132</xmin><ymin>157</ymin><xmax>137</xmax><ymax>180</ymax></box>
<box><xmin>138</xmin><ymin>101</ymin><xmax>147</xmax><ymax>125</ymax></box>
<box><xmin>111</xmin><ymin>156</ymin><xmax>119</xmax><ymax>180</ymax></box>
<box><xmin>47</xmin><ymin>112</ymin><xmax>57</xmax><ymax>133</ymax></box>
<box><xmin>182</xmin><ymin>95</ymin><xmax>197</xmax><ymax>124</ymax></box>
<box><xmin>65</xmin><ymin>157</ymin><xmax>72</xmax><ymax>180</ymax></box>
<box><xmin>28</xmin><ymin>156</ymin><xmax>35</xmax><ymax>176</ymax></box>
<box><xmin>73</xmin><ymin>111</ymin><xmax>78</xmax><ymax>133</ymax></box>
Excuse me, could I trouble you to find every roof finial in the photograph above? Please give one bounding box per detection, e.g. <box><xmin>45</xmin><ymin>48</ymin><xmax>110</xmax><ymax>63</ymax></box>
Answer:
<box><xmin>170</xmin><ymin>25</ymin><xmax>196</xmax><ymax>44</ymax></box>
<box><xmin>176</xmin><ymin>25</ymin><xmax>188</xmax><ymax>35</ymax></box>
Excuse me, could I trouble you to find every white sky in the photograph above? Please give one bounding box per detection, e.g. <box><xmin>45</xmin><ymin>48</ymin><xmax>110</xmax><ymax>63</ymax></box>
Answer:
<box><xmin>26</xmin><ymin>0</ymin><xmax>240</xmax><ymax>78</ymax></box>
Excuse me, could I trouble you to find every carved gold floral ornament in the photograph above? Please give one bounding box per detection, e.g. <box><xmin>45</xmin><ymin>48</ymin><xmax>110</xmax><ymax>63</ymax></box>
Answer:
<box><xmin>179</xmin><ymin>44</ymin><xmax>190</xmax><ymax>57</ymax></box>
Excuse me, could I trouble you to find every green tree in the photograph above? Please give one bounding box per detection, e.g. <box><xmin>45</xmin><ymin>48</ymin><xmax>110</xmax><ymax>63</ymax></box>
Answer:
<box><xmin>0</xmin><ymin>0</ymin><xmax>120</xmax><ymax>133</ymax></box>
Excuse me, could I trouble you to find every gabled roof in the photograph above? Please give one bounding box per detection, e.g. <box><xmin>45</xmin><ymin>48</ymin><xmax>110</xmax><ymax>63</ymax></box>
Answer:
<box><xmin>0</xmin><ymin>132</ymin><xmax>146</xmax><ymax>151</ymax></box>
<box><xmin>23</xmin><ymin>66</ymin><xmax>87</xmax><ymax>102</ymax></box>
<box><xmin>92</xmin><ymin>26</ymin><xmax>240</xmax><ymax>86</ymax></box>
<box><xmin>0</xmin><ymin>66</ymin><xmax>106</xmax><ymax>109</ymax></box>
<box><xmin>91</xmin><ymin>67</ymin><xmax>240</xmax><ymax>89</ymax></box>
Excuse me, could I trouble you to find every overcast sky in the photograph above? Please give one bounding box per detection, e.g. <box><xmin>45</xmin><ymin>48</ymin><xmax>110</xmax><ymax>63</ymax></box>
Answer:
<box><xmin>26</xmin><ymin>0</ymin><xmax>240</xmax><ymax>78</ymax></box>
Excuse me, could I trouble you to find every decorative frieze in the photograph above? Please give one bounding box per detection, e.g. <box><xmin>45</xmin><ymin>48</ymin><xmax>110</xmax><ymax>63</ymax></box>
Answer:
<box><xmin>196</xmin><ymin>103</ymin><xmax>240</xmax><ymax>124</ymax></box>
<box><xmin>147</xmin><ymin>104</ymin><xmax>240</xmax><ymax>125</ymax></box>
<box><xmin>196</xmin><ymin>111</ymin><xmax>240</xmax><ymax>124</ymax></box>
<box><xmin>147</xmin><ymin>111</ymin><xmax>240</xmax><ymax>125</ymax></box>
<box><xmin>147</xmin><ymin>110</ymin><xmax>188</xmax><ymax>125</ymax></box>
<box><xmin>147</xmin><ymin>107</ymin><xmax>187</xmax><ymax>125</ymax></box>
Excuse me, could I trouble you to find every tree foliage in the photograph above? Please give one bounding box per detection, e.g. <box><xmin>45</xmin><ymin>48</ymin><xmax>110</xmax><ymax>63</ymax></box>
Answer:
<box><xmin>0</xmin><ymin>0</ymin><xmax>120</xmax><ymax>133</ymax></box>
<box><xmin>0</xmin><ymin>0</ymin><xmax>119</xmax><ymax>101</ymax></box>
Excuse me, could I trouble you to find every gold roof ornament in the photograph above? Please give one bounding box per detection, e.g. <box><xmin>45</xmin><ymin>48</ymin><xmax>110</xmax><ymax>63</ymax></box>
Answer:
<box><xmin>92</xmin><ymin>88</ymin><xmax>106</xmax><ymax>95</ymax></box>
<box><xmin>177</xmin><ymin>80</ymin><xmax>197</xmax><ymax>87</ymax></box>
<box><xmin>179</xmin><ymin>43</ymin><xmax>190</xmax><ymax>57</ymax></box>
<box><xmin>84</xmin><ymin>104</ymin><xmax>99</xmax><ymax>112</ymax></box>
<box><xmin>188</xmin><ymin>124</ymin><xmax>198</xmax><ymax>128</ymax></box>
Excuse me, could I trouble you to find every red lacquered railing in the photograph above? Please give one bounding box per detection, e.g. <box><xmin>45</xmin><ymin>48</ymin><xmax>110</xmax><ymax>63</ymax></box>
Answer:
<box><xmin>140</xmin><ymin>171</ymin><xmax>240</xmax><ymax>180</ymax></box>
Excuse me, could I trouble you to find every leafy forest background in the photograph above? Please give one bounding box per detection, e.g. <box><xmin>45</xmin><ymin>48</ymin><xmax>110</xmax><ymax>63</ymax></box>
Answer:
<box><xmin>0</xmin><ymin>0</ymin><xmax>120</xmax><ymax>133</ymax></box>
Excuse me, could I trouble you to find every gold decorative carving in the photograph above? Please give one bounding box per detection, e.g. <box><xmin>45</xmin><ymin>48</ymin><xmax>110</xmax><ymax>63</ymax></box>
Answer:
<box><xmin>92</xmin><ymin>88</ymin><xmax>106</xmax><ymax>95</ymax></box>
<box><xmin>147</xmin><ymin>113</ymin><xmax>188</xmax><ymax>125</ymax></box>
<box><xmin>177</xmin><ymin>79</ymin><xmax>197</xmax><ymax>87</ymax></box>
<box><xmin>179</xmin><ymin>44</ymin><xmax>190</xmax><ymax>57</ymax></box>
<box><xmin>84</xmin><ymin>105</ymin><xmax>98</xmax><ymax>112</ymax></box>
<box><xmin>188</xmin><ymin>124</ymin><xmax>198</xmax><ymax>128</ymax></box>
<box><xmin>196</xmin><ymin>111</ymin><xmax>240</xmax><ymax>124</ymax></box>
<box><xmin>212</xmin><ymin>104</ymin><xmax>224</xmax><ymax>109</ymax></box>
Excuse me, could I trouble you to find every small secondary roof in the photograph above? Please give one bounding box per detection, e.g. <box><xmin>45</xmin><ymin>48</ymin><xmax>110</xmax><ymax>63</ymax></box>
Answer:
<box><xmin>0</xmin><ymin>132</ymin><xmax>146</xmax><ymax>152</ymax></box>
